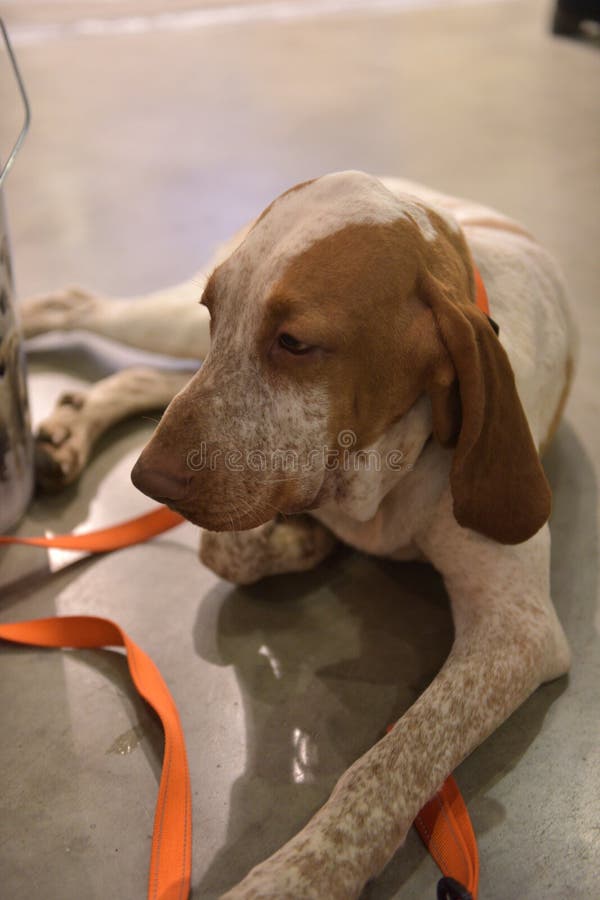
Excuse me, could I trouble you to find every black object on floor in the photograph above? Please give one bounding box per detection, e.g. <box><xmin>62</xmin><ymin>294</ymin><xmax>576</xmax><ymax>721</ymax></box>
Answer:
<box><xmin>552</xmin><ymin>0</ymin><xmax>600</xmax><ymax>36</ymax></box>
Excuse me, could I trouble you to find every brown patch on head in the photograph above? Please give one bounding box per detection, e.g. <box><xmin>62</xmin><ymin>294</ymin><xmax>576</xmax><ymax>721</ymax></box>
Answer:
<box><xmin>270</xmin><ymin>209</ymin><xmax>475</xmax><ymax>451</ymax></box>
<box><xmin>268</xmin><ymin>201</ymin><xmax>549</xmax><ymax>544</ymax></box>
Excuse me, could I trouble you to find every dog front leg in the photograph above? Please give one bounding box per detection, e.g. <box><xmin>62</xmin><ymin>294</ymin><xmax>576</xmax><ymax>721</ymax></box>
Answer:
<box><xmin>221</xmin><ymin>499</ymin><xmax>570</xmax><ymax>899</ymax></box>
<box><xmin>20</xmin><ymin>278</ymin><xmax>211</xmax><ymax>360</ymax></box>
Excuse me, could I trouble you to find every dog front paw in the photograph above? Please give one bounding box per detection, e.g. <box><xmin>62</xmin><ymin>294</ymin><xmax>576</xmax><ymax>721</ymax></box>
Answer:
<box><xmin>20</xmin><ymin>286</ymin><xmax>99</xmax><ymax>339</ymax></box>
<box><xmin>34</xmin><ymin>391</ymin><xmax>92</xmax><ymax>491</ymax></box>
<box><xmin>200</xmin><ymin>516</ymin><xmax>336</xmax><ymax>585</ymax></box>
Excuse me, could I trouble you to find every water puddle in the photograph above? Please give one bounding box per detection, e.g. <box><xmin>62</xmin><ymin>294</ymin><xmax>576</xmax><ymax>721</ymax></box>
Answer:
<box><xmin>106</xmin><ymin>723</ymin><xmax>145</xmax><ymax>755</ymax></box>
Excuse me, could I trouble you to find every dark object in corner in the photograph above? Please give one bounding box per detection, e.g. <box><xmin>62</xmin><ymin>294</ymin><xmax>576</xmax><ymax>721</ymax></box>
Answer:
<box><xmin>437</xmin><ymin>876</ymin><xmax>473</xmax><ymax>900</ymax></box>
<box><xmin>552</xmin><ymin>0</ymin><xmax>600</xmax><ymax>37</ymax></box>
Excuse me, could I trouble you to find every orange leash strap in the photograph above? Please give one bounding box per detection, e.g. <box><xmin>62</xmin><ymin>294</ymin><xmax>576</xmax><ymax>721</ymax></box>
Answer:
<box><xmin>0</xmin><ymin>505</ymin><xmax>184</xmax><ymax>551</ymax></box>
<box><xmin>415</xmin><ymin>776</ymin><xmax>479</xmax><ymax>900</ymax></box>
<box><xmin>0</xmin><ymin>615</ymin><xmax>192</xmax><ymax>900</ymax></box>
<box><xmin>1</xmin><ymin>509</ymin><xmax>481</xmax><ymax>900</ymax></box>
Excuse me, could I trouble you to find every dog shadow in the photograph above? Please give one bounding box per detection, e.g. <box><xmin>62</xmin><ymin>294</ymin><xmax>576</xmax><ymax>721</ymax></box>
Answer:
<box><xmin>191</xmin><ymin>420</ymin><xmax>596</xmax><ymax>899</ymax></box>
<box><xmin>193</xmin><ymin>546</ymin><xmax>455</xmax><ymax>897</ymax></box>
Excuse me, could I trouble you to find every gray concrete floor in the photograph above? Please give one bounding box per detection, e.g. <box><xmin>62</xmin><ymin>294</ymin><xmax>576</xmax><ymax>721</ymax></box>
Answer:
<box><xmin>1</xmin><ymin>1</ymin><xmax>599</xmax><ymax>897</ymax></box>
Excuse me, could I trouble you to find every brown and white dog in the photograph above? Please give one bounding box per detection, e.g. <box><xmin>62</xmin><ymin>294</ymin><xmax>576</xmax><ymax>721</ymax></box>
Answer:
<box><xmin>22</xmin><ymin>172</ymin><xmax>576</xmax><ymax>899</ymax></box>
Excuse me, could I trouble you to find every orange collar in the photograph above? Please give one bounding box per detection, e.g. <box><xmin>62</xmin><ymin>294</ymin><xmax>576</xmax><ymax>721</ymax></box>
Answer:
<box><xmin>473</xmin><ymin>263</ymin><xmax>499</xmax><ymax>336</ymax></box>
<box><xmin>473</xmin><ymin>264</ymin><xmax>489</xmax><ymax>316</ymax></box>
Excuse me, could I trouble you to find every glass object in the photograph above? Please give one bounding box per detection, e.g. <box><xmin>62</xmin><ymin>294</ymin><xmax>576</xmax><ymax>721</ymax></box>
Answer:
<box><xmin>0</xmin><ymin>19</ymin><xmax>33</xmax><ymax>532</ymax></box>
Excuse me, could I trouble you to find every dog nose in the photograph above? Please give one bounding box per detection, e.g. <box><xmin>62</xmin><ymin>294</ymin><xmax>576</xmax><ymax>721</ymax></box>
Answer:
<box><xmin>131</xmin><ymin>457</ymin><xmax>190</xmax><ymax>502</ymax></box>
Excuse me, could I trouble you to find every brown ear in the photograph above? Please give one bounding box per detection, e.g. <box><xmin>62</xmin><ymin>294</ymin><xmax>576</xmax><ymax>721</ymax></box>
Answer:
<box><xmin>420</xmin><ymin>272</ymin><xmax>551</xmax><ymax>544</ymax></box>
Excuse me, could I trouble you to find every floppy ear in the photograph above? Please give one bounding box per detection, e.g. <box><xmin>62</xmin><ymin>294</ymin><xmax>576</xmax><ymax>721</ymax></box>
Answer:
<box><xmin>420</xmin><ymin>271</ymin><xmax>551</xmax><ymax>544</ymax></box>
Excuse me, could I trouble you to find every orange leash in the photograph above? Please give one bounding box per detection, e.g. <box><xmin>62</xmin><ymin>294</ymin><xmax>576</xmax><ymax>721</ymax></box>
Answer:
<box><xmin>2</xmin><ymin>514</ymin><xmax>482</xmax><ymax>900</ymax></box>
<box><xmin>0</xmin><ymin>508</ymin><xmax>190</xmax><ymax>900</ymax></box>
<box><xmin>0</xmin><ymin>504</ymin><xmax>480</xmax><ymax>899</ymax></box>
<box><xmin>0</xmin><ymin>505</ymin><xmax>184</xmax><ymax>551</ymax></box>
<box><xmin>0</xmin><ymin>614</ymin><xmax>191</xmax><ymax>900</ymax></box>
<box><xmin>415</xmin><ymin>776</ymin><xmax>479</xmax><ymax>900</ymax></box>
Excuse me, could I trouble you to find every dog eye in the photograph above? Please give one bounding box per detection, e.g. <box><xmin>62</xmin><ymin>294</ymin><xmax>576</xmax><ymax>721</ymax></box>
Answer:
<box><xmin>278</xmin><ymin>333</ymin><xmax>312</xmax><ymax>355</ymax></box>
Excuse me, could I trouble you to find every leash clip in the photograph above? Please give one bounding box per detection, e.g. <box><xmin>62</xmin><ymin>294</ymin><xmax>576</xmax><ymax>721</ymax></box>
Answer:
<box><xmin>437</xmin><ymin>876</ymin><xmax>473</xmax><ymax>900</ymax></box>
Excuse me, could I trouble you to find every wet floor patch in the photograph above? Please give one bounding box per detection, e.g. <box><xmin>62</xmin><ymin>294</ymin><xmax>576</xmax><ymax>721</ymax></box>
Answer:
<box><xmin>106</xmin><ymin>723</ymin><xmax>145</xmax><ymax>756</ymax></box>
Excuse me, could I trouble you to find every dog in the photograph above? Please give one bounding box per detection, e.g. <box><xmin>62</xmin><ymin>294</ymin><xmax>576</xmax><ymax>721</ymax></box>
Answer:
<box><xmin>21</xmin><ymin>172</ymin><xmax>576</xmax><ymax>898</ymax></box>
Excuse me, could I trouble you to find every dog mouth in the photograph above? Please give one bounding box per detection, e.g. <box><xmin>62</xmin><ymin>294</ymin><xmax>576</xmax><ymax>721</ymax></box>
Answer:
<box><xmin>131</xmin><ymin>453</ymin><xmax>325</xmax><ymax>531</ymax></box>
<box><xmin>159</xmin><ymin>485</ymin><xmax>325</xmax><ymax>532</ymax></box>
<box><xmin>163</xmin><ymin>499</ymin><xmax>275</xmax><ymax>532</ymax></box>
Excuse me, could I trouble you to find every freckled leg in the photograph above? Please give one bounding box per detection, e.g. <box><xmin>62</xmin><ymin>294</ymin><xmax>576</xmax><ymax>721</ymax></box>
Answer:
<box><xmin>35</xmin><ymin>367</ymin><xmax>191</xmax><ymax>491</ymax></box>
<box><xmin>220</xmin><ymin>495</ymin><xmax>569</xmax><ymax>899</ymax></box>
<box><xmin>200</xmin><ymin>515</ymin><xmax>338</xmax><ymax>585</ymax></box>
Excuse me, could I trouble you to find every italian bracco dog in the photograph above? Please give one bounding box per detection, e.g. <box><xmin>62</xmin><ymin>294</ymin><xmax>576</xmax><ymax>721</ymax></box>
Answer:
<box><xmin>21</xmin><ymin>172</ymin><xmax>576</xmax><ymax>898</ymax></box>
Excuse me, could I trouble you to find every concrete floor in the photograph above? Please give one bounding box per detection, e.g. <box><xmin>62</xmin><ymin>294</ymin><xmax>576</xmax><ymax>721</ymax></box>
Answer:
<box><xmin>1</xmin><ymin>1</ymin><xmax>599</xmax><ymax>897</ymax></box>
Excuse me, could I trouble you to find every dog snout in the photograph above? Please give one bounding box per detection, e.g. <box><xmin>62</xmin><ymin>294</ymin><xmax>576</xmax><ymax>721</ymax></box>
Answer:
<box><xmin>131</xmin><ymin>452</ymin><xmax>191</xmax><ymax>503</ymax></box>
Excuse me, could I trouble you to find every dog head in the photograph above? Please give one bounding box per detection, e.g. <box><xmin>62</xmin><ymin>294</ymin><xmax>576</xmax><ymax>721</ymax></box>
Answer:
<box><xmin>132</xmin><ymin>171</ymin><xmax>550</xmax><ymax>543</ymax></box>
